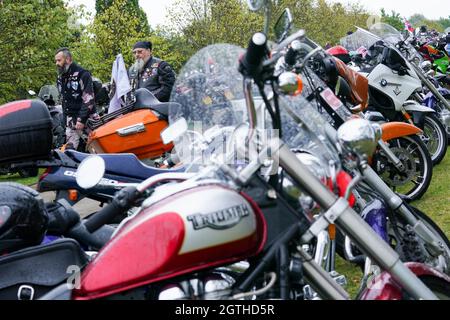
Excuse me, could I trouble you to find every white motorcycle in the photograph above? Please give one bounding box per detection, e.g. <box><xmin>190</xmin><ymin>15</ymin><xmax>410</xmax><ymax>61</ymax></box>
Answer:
<box><xmin>341</xmin><ymin>24</ymin><xmax>448</xmax><ymax>165</ymax></box>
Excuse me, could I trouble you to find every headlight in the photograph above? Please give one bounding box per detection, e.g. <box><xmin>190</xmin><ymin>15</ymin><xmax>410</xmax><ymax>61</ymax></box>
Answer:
<box><xmin>337</xmin><ymin>119</ymin><xmax>382</xmax><ymax>159</ymax></box>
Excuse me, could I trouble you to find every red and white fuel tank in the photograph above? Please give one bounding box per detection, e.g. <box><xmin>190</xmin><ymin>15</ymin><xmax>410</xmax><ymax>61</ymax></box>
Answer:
<box><xmin>74</xmin><ymin>184</ymin><xmax>267</xmax><ymax>299</ymax></box>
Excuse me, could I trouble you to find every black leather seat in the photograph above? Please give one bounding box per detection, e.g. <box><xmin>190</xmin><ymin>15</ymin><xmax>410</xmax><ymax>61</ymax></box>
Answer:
<box><xmin>134</xmin><ymin>88</ymin><xmax>180</xmax><ymax>118</ymax></box>
<box><xmin>66</xmin><ymin>150</ymin><xmax>184</xmax><ymax>180</ymax></box>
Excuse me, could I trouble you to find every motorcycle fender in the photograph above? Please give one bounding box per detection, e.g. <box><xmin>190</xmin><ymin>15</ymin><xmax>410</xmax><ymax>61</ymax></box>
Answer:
<box><xmin>359</xmin><ymin>262</ymin><xmax>450</xmax><ymax>300</ymax></box>
<box><xmin>403</xmin><ymin>101</ymin><xmax>436</xmax><ymax>113</ymax></box>
<box><xmin>381</xmin><ymin>122</ymin><xmax>422</xmax><ymax>142</ymax></box>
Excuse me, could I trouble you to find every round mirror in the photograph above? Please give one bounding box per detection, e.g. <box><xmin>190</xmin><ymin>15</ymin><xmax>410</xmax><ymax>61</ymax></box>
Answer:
<box><xmin>76</xmin><ymin>155</ymin><xmax>106</xmax><ymax>189</ymax></box>
<box><xmin>246</xmin><ymin>0</ymin><xmax>266</xmax><ymax>11</ymax></box>
<box><xmin>337</xmin><ymin>119</ymin><xmax>380</xmax><ymax>158</ymax></box>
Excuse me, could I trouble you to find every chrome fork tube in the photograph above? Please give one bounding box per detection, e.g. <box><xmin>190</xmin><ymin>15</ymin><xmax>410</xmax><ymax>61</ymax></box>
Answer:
<box><xmin>275</xmin><ymin>141</ymin><xmax>438</xmax><ymax>300</ymax></box>
<box><xmin>362</xmin><ymin>165</ymin><xmax>445</xmax><ymax>256</ymax></box>
<box><xmin>377</xmin><ymin>140</ymin><xmax>405</xmax><ymax>172</ymax></box>
<box><xmin>314</xmin><ymin>231</ymin><xmax>331</xmax><ymax>269</ymax></box>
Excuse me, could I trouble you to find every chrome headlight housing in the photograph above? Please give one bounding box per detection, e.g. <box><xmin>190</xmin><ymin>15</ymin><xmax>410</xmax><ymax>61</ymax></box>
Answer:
<box><xmin>337</xmin><ymin>119</ymin><xmax>382</xmax><ymax>159</ymax></box>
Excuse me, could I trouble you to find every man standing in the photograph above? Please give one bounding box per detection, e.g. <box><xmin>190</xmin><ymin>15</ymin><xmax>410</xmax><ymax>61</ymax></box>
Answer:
<box><xmin>55</xmin><ymin>47</ymin><xmax>98</xmax><ymax>150</ymax></box>
<box><xmin>129</xmin><ymin>41</ymin><xmax>176</xmax><ymax>102</ymax></box>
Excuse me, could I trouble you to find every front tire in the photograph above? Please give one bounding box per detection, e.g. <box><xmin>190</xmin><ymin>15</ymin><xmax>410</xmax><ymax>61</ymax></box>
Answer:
<box><xmin>373</xmin><ymin>135</ymin><xmax>433</xmax><ymax>201</ymax></box>
<box><xmin>420</xmin><ymin>114</ymin><xmax>447</xmax><ymax>165</ymax></box>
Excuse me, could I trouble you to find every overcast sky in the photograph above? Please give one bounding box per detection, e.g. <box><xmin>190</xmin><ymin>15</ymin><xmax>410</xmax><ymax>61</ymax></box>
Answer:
<box><xmin>69</xmin><ymin>0</ymin><xmax>450</xmax><ymax>28</ymax></box>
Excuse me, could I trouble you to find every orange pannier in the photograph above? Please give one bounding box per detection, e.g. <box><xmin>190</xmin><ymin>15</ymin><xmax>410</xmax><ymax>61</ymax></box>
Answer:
<box><xmin>87</xmin><ymin>89</ymin><xmax>174</xmax><ymax>160</ymax></box>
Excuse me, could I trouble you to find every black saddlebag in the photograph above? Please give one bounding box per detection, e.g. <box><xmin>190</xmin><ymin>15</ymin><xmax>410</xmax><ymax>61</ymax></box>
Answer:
<box><xmin>0</xmin><ymin>239</ymin><xmax>88</xmax><ymax>300</ymax></box>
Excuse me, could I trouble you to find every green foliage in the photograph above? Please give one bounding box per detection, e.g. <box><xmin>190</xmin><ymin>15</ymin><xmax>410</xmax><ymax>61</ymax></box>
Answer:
<box><xmin>273</xmin><ymin>0</ymin><xmax>369</xmax><ymax>46</ymax></box>
<box><xmin>73</xmin><ymin>0</ymin><xmax>151</xmax><ymax>82</ymax></box>
<box><xmin>437</xmin><ymin>16</ymin><xmax>450</xmax><ymax>30</ymax></box>
<box><xmin>380</xmin><ymin>8</ymin><xmax>404</xmax><ymax>31</ymax></box>
<box><xmin>95</xmin><ymin>0</ymin><xmax>150</xmax><ymax>33</ymax></box>
<box><xmin>0</xmin><ymin>0</ymin><xmax>73</xmax><ymax>104</ymax></box>
<box><xmin>165</xmin><ymin>0</ymin><xmax>369</xmax><ymax>53</ymax></box>
<box><xmin>408</xmin><ymin>13</ymin><xmax>447</xmax><ymax>32</ymax></box>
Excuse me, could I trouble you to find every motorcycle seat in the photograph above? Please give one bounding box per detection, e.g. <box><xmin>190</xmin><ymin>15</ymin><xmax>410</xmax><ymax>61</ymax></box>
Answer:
<box><xmin>65</xmin><ymin>150</ymin><xmax>184</xmax><ymax>180</ymax></box>
<box><xmin>134</xmin><ymin>88</ymin><xmax>180</xmax><ymax>118</ymax></box>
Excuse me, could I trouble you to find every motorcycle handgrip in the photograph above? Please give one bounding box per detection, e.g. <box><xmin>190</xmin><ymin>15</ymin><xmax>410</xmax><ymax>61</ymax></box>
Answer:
<box><xmin>242</xmin><ymin>33</ymin><xmax>268</xmax><ymax>72</ymax></box>
<box><xmin>284</xmin><ymin>47</ymin><xmax>296</xmax><ymax>66</ymax></box>
<box><xmin>84</xmin><ymin>186</ymin><xmax>141</xmax><ymax>233</ymax></box>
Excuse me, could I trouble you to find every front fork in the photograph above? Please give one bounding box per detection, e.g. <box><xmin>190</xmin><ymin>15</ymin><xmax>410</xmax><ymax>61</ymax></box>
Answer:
<box><xmin>361</xmin><ymin>165</ymin><xmax>447</xmax><ymax>260</ymax></box>
<box><xmin>377</xmin><ymin>140</ymin><xmax>405</xmax><ymax>172</ymax></box>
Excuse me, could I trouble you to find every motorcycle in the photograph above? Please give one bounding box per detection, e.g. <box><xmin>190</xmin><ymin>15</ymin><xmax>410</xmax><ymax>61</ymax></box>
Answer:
<box><xmin>340</xmin><ymin>24</ymin><xmax>448</xmax><ymax>166</ymax></box>
<box><xmin>37</xmin><ymin>148</ymin><xmax>183</xmax><ymax>206</ymax></box>
<box><xmin>264</xmin><ymin>8</ymin><xmax>450</xmax><ymax>288</ymax></box>
<box><xmin>277</xmin><ymin>22</ymin><xmax>432</xmax><ymax>201</ymax></box>
<box><xmin>0</xmin><ymin>37</ymin><xmax>446</xmax><ymax>300</ymax></box>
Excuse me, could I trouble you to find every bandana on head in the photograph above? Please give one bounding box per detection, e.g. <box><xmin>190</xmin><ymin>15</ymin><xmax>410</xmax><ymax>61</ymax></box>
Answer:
<box><xmin>133</xmin><ymin>41</ymin><xmax>151</xmax><ymax>50</ymax></box>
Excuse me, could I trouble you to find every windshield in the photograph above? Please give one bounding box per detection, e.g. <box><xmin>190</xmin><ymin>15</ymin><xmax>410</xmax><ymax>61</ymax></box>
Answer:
<box><xmin>340</xmin><ymin>28</ymin><xmax>381</xmax><ymax>52</ymax></box>
<box><xmin>278</xmin><ymin>94</ymin><xmax>341</xmax><ymax>175</ymax></box>
<box><xmin>169</xmin><ymin>43</ymin><xmax>340</xmax><ymax>175</ymax></box>
<box><xmin>169</xmin><ymin>44</ymin><xmax>250</xmax><ymax>172</ymax></box>
<box><xmin>369</xmin><ymin>23</ymin><xmax>403</xmax><ymax>45</ymax></box>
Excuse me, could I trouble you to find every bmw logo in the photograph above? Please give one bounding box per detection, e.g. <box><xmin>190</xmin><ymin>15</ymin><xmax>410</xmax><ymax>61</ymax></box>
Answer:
<box><xmin>380</xmin><ymin>79</ymin><xmax>388</xmax><ymax>87</ymax></box>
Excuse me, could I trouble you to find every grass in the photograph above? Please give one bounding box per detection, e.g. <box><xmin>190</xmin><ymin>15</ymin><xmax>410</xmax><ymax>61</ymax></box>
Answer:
<box><xmin>0</xmin><ymin>169</ymin><xmax>43</xmax><ymax>186</ymax></box>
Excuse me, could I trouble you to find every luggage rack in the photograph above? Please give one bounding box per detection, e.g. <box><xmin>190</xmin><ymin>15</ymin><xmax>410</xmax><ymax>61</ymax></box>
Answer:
<box><xmin>87</xmin><ymin>102</ymin><xmax>135</xmax><ymax>131</ymax></box>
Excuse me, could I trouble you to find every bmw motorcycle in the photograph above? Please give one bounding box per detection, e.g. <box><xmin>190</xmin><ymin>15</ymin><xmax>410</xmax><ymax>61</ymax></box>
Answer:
<box><xmin>340</xmin><ymin>24</ymin><xmax>448</xmax><ymax>166</ymax></box>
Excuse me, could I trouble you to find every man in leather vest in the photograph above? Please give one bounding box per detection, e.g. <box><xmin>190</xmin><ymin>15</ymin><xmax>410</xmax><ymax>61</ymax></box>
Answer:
<box><xmin>55</xmin><ymin>47</ymin><xmax>98</xmax><ymax>150</ymax></box>
<box><xmin>129</xmin><ymin>41</ymin><xmax>176</xmax><ymax>102</ymax></box>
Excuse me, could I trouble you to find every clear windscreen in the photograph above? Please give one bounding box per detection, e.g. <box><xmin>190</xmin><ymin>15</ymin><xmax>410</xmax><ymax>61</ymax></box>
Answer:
<box><xmin>277</xmin><ymin>94</ymin><xmax>341</xmax><ymax>175</ymax></box>
<box><xmin>369</xmin><ymin>23</ymin><xmax>422</xmax><ymax>64</ymax></box>
<box><xmin>168</xmin><ymin>43</ymin><xmax>340</xmax><ymax>176</ymax></box>
<box><xmin>340</xmin><ymin>28</ymin><xmax>381</xmax><ymax>52</ymax></box>
<box><xmin>168</xmin><ymin>44</ymin><xmax>251</xmax><ymax>172</ymax></box>
<box><xmin>368</xmin><ymin>23</ymin><xmax>403</xmax><ymax>46</ymax></box>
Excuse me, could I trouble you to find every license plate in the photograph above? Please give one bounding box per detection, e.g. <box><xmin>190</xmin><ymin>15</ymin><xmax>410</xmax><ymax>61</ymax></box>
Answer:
<box><xmin>320</xmin><ymin>88</ymin><xmax>343</xmax><ymax>110</ymax></box>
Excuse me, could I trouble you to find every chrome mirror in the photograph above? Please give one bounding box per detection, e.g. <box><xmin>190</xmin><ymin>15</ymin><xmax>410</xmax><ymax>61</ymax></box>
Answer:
<box><xmin>274</xmin><ymin>8</ymin><xmax>293</xmax><ymax>43</ymax></box>
<box><xmin>76</xmin><ymin>155</ymin><xmax>106</xmax><ymax>189</ymax></box>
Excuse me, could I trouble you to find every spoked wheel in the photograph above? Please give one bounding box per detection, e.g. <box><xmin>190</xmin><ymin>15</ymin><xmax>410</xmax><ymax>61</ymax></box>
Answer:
<box><xmin>373</xmin><ymin>135</ymin><xmax>432</xmax><ymax>201</ymax></box>
<box><xmin>387</xmin><ymin>204</ymin><xmax>450</xmax><ymax>276</ymax></box>
<box><xmin>419</xmin><ymin>114</ymin><xmax>447</xmax><ymax>165</ymax></box>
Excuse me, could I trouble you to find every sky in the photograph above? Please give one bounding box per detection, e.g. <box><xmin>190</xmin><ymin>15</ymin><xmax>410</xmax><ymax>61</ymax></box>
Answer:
<box><xmin>70</xmin><ymin>0</ymin><xmax>450</xmax><ymax>28</ymax></box>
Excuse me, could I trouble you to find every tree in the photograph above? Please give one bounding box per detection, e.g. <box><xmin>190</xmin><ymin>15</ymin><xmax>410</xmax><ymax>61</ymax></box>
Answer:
<box><xmin>437</xmin><ymin>16</ymin><xmax>450</xmax><ymax>31</ymax></box>
<box><xmin>408</xmin><ymin>13</ymin><xmax>446</xmax><ymax>32</ymax></box>
<box><xmin>165</xmin><ymin>0</ymin><xmax>369</xmax><ymax>53</ymax></box>
<box><xmin>95</xmin><ymin>0</ymin><xmax>150</xmax><ymax>33</ymax></box>
<box><xmin>380</xmin><ymin>8</ymin><xmax>404</xmax><ymax>31</ymax></box>
<box><xmin>74</xmin><ymin>0</ymin><xmax>185</xmax><ymax>82</ymax></box>
<box><xmin>0</xmin><ymin>0</ymin><xmax>73</xmax><ymax>103</ymax></box>
<box><xmin>409</xmin><ymin>14</ymin><xmax>427</xmax><ymax>27</ymax></box>
<box><xmin>166</xmin><ymin>0</ymin><xmax>263</xmax><ymax>54</ymax></box>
